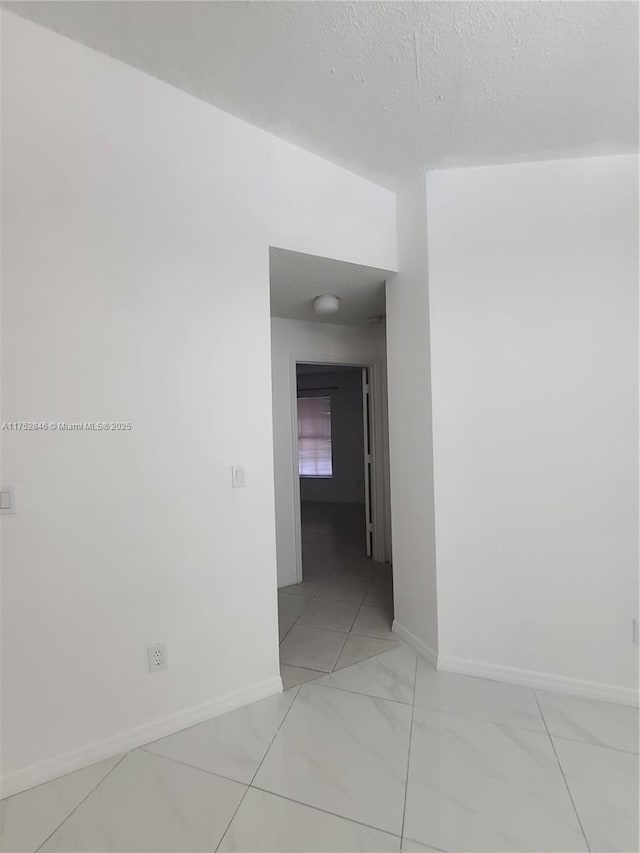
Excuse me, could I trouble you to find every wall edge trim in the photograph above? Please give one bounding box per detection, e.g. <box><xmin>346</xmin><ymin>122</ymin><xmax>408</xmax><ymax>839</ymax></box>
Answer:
<box><xmin>1</xmin><ymin>676</ymin><xmax>283</xmax><ymax>798</ymax></box>
<box><xmin>392</xmin><ymin>620</ymin><xmax>438</xmax><ymax>668</ymax></box>
<box><xmin>437</xmin><ymin>654</ymin><xmax>639</xmax><ymax>708</ymax></box>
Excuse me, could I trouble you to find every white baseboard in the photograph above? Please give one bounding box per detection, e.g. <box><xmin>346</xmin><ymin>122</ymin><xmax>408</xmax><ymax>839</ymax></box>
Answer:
<box><xmin>392</xmin><ymin>620</ymin><xmax>438</xmax><ymax>668</ymax></box>
<box><xmin>390</xmin><ymin>620</ymin><xmax>638</xmax><ymax>708</ymax></box>
<box><xmin>1</xmin><ymin>676</ymin><xmax>283</xmax><ymax>799</ymax></box>
<box><xmin>437</xmin><ymin>654</ymin><xmax>639</xmax><ymax>708</ymax></box>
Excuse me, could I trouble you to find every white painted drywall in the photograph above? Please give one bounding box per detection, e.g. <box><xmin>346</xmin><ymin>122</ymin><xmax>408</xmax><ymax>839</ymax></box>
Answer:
<box><xmin>427</xmin><ymin>155</ymin><xmax>639</xmax><ymax>698</ymax></box>
<box><xmin>0</xmin><ymin>11</ymin><xmax>397</xmax><ymax>793</ymax></box>
<box><xmin>298</xmin><ymin>368</ymin><xmax>365</xmax><ymax>505</ymax></box>
<box><xmin>271</xmin><ymin>318</ymin><xmax>389</xmax><ymax>587</ymax></box>
<box><xmin>386</xmin><ymin>181</ymin><xmax>439</xmax><ymax>658</ymax></box>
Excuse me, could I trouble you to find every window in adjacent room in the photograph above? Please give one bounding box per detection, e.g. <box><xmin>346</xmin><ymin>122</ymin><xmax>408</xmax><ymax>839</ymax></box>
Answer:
<box><xmin>297</xmin><ymin>395</ymin><xmax>332</xmax><ymax>477</ymax></box>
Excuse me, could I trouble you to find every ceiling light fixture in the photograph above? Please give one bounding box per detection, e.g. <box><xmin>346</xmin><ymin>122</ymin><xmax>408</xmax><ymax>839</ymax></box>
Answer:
<box><xmin>313</xmin><ymin>294</ymin><xmax>340</xmax><ymax>316</ymax></box>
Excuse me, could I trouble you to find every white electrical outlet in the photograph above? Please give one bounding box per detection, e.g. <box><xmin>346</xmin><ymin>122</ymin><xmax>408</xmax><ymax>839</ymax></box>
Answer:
<box><xmin>147</xmin><ymin>643</ymin><xmax>168</xmax><ymax>672</ymax></box>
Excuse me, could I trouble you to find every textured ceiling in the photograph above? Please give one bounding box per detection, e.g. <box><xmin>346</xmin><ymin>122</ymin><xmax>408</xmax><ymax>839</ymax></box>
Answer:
<box><xmin>5</xmin><ymin>1</ymin><xmax>638</xmax><ymax>188</ymax></box>
<box><xmin>270</xmin><ymin>248</ymin><xmax>387</xmax><ymax>326</ymax></box>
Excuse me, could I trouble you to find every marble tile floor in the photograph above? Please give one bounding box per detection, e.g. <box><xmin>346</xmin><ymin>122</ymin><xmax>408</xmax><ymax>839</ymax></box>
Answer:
<box><xmin>279</xmin><ymin>502</ymin><xmax>397</xmax><ymax>689</ymax></box>
<box><xmin>2</xmin><ymin>645</ymin><xmax>637</xmax><ymax>853</ymax></box>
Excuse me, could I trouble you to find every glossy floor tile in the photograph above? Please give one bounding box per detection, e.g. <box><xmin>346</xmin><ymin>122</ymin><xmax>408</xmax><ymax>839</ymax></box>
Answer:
<box><xmin>554</xmin><ymin>736</ymin><xmax>639</xmax><ymax>852</ymax></box>
<box><xmin>404</xmin><ymin>707</ymin><xmax>588</xmax><ymax>852</ymax></box>
<box><xmin>144</xmin><ymin>689</ymin><xmax>297</xmax><ymax>783</ymax></box>
<box><xmin>277</xmin><ymin>592</ymin><xmax>307</xmax><ymax>624</ymax></box>
<box><xmin>352</xmin><ymin>604</ymin><xmax>395</xmax><ymax>639</ymax></box>
<box><xmin>279</xmin><ymin>580</ymin><xmax>320</xmax><ymax>599</ymax></box>
<box><xmin>316</xmin><ymin>574</ymin><xmax>370</xmax><ymax>604</ymax></box>
<box><xmin>218</xmin><ymin>787</ymin><xmax>400</xmax><ymax>852</ymax></box>
<box><xmin>401</xmin><ymin>841</ymin><xmax>440</xmax><ymax>852</ymax></box>
<box><xmin>363</xmin><ymin>576</ymin><xmax>393</xmax><ymax>607</ymax></box>
<box><xmin>536</xmin><ymin>689</ymin><xmax>639</xmax><ymax>753</ymax></box>
<box><xmin>38</xmin><ymin>749</ymin><xmax>245</xmax><ymax>852</ymax></box>
<box><xmin>414</xmin><ymin>659</ymin><xmax>546</xmax><ymax>733</ymax></box>
<box><xmin>317</xmin><ymin>644</ymin><xmax>417</xmax><ymax>704</ymax></box>
<box><xmin>278</xmin><ymin>501</ymin><xmax>396</xmax><ymax>686</ymax></box>
<box><xmin>335</xmin><ymin>634</ymin><xmax>399</xmax><ymax>670</ymax></box>
<box><xmin>254</xmin><ymin>683</ymin><xmax>412</xmax><ymax>835</ymax></box>
<box><xmin>280</xmin><ymin>663</ymin><xmax>324</xmax><ymax>690</ymax></box>
<box><xmin>331</xmin><ymin>561</ymin><xmax>375</xmax><ymax>583</ymax></box>
<box><xmin>279</xmin><ymin>624</ymin><xmax>347</xmax><ymax>672</ymax></box>
<box><xmin>0</xmin><ymin>755</ymin><xmax>122</xmax><ymax>853</ymax></box>
<box><xmin>4</xmin><ymin>646</ymin><xmax>636</xmax><ymax>853</ymax></box>
<box><xmin>297</xmin><ymin>596</ymin><xmax>360</xmax><ymax>632</ymax></box>
<box><xmin>278</xmin><ymin>620</ymin><xmax>294</xmax><ymax>642</ymax></box>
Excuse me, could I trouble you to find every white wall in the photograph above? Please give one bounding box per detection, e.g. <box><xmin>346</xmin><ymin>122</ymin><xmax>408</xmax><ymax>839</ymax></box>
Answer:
<box><xmin>427</xmin><ymin>155</ymin><xmax>639</xmax><ymax>702</ymax></box>
<box><xmin>0</xmin><ymin>11</ymin><xmax>397</xmax><ymax>794</ymax></box>
<box><xmin>386</xmin><ymin>181</ymin><xmax>439</xmax><ymax>661</ymax></box>
<box><xmin>298</xmin><ymin>368</ymin><xmax>365</xmax><ymax>505</ymax></box>
<box><xmin>271</xmin><ymin>318</ymin><xmax>389</xmax><ymax>587</ymax></box>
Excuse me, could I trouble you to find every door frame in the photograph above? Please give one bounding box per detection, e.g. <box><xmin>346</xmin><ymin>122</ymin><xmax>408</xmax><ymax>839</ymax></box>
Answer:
<box><xmin>289</xmin><ymin>354</ymin><xmax>389</xmax><ymax>584</ymax></box>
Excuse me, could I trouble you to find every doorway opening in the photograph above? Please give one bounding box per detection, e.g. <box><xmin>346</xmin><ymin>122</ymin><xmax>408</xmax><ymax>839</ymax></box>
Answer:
<box><xmin>296</xmin><ymin>363</ymin><xmax>372</xmax><ymax>568</ymax></box>
<box><xmin>269</xmin><ymin>247</ymin><xmax>395</xmax><ymax>687</ymax></box>
<box><xmin>280</xmin><ymin>360</ymin><xmax>394</xmax><ymax>682</ymax></box>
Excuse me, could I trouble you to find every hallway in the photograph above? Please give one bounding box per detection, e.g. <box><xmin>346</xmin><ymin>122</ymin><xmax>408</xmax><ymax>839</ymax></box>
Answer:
<box><xmin>278</xmin><ymin>502</ymin><xmax>395</xmax><ymax>688</ymax></box>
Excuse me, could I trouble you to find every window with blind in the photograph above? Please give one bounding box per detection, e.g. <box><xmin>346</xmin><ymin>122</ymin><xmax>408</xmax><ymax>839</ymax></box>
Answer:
<box><xmin>297</xmin><ymin>395</ymin><xmax>333</xmax><ymax>478</ymax></box>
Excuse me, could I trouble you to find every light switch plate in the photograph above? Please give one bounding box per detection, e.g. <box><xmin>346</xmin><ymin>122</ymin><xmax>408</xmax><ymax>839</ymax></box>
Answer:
<box><xmin>0</xmin><ymin>487</ymin><xmax>15</xmax><ymax>514</ymax></box>
<box><xmin>231</xmin><ymin>465</ymin><xmax>246</xmax><ymax>488</ymax></box>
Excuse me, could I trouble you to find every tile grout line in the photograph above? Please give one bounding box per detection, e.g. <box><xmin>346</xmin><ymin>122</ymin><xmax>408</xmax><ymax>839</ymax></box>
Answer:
<box><xmin>330</xmin><ymin>625</ymin><xmax>352</xmax><ymax>673</ymax></box>
<box><xmin>212</xmin><ymin>781</ymin><xmax>251</xmax><ymax>852</ymax></box>
<box><xmin>346</xmin><ymin>587</ymin><xmax>366</xmax><ymax>633</ymax></box>
<box><xmin>283</xmin><ymin>555</ymin><xmax>374</xmax><ymax>675</ymax></box>
<box><xmin>313</xmin><ymin>664</ymin><xmax>634</xmax><ymax>743</ymax></box>
<box><xmin>138</xmin><ymin>747</ymin><xmax>248</xmax><ymax>788</ymax></box>
<box><xmin>281</xmin><ymin>662</ymin><xmax>333</xmax><ymax>675</ymax></box>
<box><xmin>288</xmin><ymin>622</ymin><xmax>352</xmax><ymax>636</ymax></box>
<box><xmin>273</xmin><ymin>516</ymin><xmax>406</xmax><ymax>840</ymax></box>
<box><xmin>279</xmin><ymin>622</ymin><xmax>294</xmax><ymax>644</ymax></box>
<box><xmin>533</xmin><ymin>691</ymin><xmax>592</xmax><ymax>852</ymax></box>
<box><xmin>399</xmin><ymin>654</ymin><xmax>419</xmax><ymax>846</ymax></box>
<box><xmin>280</xmin><ymin>514</ymin><xmax>394</xmax><ymax>681</ymax></box>
<box><xmin>213</xmin><ymin>685</ymin><xmax>303</xmax><ymax>853</ymax></box>
<box><xmin>403</xmin><ymin>836</ymin><xmax>448</xmax><ymax>853</ymax></box>
<box><xmin>247</xmin><ymin>684</ymin><xmax>302</xmax><ymax>787</ymax></box>
<box><xmin>283</xmin><ymin>599</ymin><xmax>394</xmax><ymax>637</ymax></box>
<box><xmin>306</xmin><ymin>679</ymin><xmax>414</xmax><ymax>707</ymax></box>
<box><xmin>341</xmin><ymin>570</ymin><xmax>373</xmax><ymax>648</ymax></box>
<box><xmin>403</xmin><ymin>700</ymin><xmax>558</xmax><ymax>737</ymax></box>
<box><xmin>332</xmin><ymin>561</ymin><xmax>378</xmax><ymax>669</ymax></box>
<box><xmin>282</xmin><ymin>595</ymin><xmax>396</xmax><ymax>677</ymax></box>
<box><xmin>326</xmin><ymin>559</ymin><xmax>390</xmax><ymax>673</ymax></box>
<box><xmin>331</xmin><ymin>643</ymin><xmax>400</xmax><ymax>673</ymax></box>
<box><xmin>543</xmin><ymin>731</ymin><xmax>639</xmax><ymax>757</ymax></box>
<box><xmin>33</xmin><ymin>753</ymin><xmax>128</xmax><ymax>852</ymax></box>
<box><xmin>248</xmin><ymin>783</ymin><xmax>403</xmax><ymax>843</ymax></box>
<box><xmin>281</xmin><ymin>633</ymin><xmax>401</xmax><ymax>687</ymax></box>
